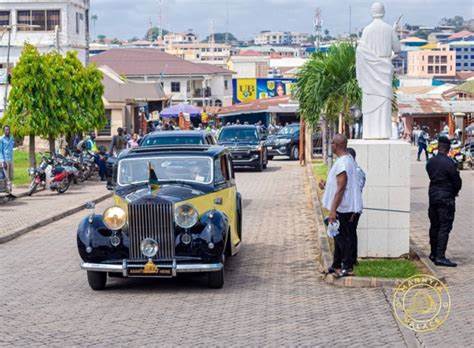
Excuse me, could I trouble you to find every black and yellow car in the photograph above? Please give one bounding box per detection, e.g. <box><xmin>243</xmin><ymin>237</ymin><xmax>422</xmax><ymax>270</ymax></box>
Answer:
<box><xmin>77</xmin><ymin>145</ymin><xmax>242</xmax><ymax>290</ymax></box>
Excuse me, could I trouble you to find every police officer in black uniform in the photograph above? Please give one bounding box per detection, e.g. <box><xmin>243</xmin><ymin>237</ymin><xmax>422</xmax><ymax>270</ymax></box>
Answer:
<box><xmin>426</xmin><ymin>136</ymin><xmax>462</xmax><ymax>267</ymax></box>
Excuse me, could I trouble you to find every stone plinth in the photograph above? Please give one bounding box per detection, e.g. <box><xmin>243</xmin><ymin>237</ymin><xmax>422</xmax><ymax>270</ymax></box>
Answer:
<box><xmin>349</xmin><ymin>139</ymin><xmax>410</xmax><ymax>258</ymax></box>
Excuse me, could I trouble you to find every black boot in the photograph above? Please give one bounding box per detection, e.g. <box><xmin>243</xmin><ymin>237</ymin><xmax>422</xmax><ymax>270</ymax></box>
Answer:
<box><xmin>434</xmin><ymin>257</ymin><xmax>457</xmax><ymax>267</ymax></box>
<box><xmin>429</xmin><ymin>254</ymin><xmax>436</xmax><ymax>262</ymax></box>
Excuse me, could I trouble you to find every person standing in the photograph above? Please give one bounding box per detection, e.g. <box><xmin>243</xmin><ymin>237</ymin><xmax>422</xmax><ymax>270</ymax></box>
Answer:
<box><xmin>417</xmin><ymin>127</ymin><xmax>429</xmax><ymax>161</ymax></box>
<box><xmin>0</xmin><ymin>125</ymin><xmax>15</xmax><ymax>192</ymax></box>
<box><xmin>109</xmin><ymin>127</ymin><xmax>127</xmax><ymax>156</ymax></box>
<box><xmin>319</xmin><ymin>134</ymin><xmax>362</xmax><ymax>277</ymax></box>
<box><xmin>127</xmin><ymin>133</ymin><xmax>140</xmax><ymax>149</ymax></box>
<box><xmin>426</xmin><ymin>136</ymin><xmax>462</xmax><ymax>267</ymax></box>
<box><xmin>347</xmin><ymin>147</ymin><xmax>366</xmax><ymax>266</ymax></box>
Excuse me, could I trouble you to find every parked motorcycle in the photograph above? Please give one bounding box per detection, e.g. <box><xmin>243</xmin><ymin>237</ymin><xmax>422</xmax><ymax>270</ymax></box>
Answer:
<box><xmin>28</xmin><ymin>153</ymin><xmax>74</xmax><ymax>196</ymax></box>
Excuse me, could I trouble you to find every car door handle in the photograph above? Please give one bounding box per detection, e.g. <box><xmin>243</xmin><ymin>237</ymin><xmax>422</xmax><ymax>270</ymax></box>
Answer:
<box><xmin>214</xmin><ymin>197</ymin><xmax>223</xmax><ymax>205</ymax></box>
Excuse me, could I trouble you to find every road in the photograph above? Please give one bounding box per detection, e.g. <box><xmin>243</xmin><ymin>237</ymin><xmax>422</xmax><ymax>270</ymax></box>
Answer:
<box><xmin>0</xmin><ymin>159</ymin><xmax>407</xmax><ymax>347</ymax></box>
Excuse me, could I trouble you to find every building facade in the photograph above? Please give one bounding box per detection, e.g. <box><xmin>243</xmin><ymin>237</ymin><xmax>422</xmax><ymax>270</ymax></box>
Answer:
<box><xmin>449</xmin><ymin>41</ymin><xmax>474</xmax><ymax>71</ymax></box>
<box><xmin>407</xmin><ymin>49</ymin><xmax>456</xmax><ymax>77</ymax></box>
<box><xmin>164</xmin><ymin>42</ymin><xmax>231</xmax><ymax>68</ymax></box>
<box><xmin>254</xmin><ymin>31</ymin><xmax>309</xmax><ymax>46</ymax></box>
<box><xmin>0</xmin><ymin>0</ymin><xmax>89</xmax><ymax>113</ymax></box>
<box><xmin>227</xmin><ymin>55</ymin><xmax>270</xmax><ymax>78</ymax></box>
<box><xmin>91</xmin><ymin>48</ymin><xmax>233</xmax><ymax>107</ymax></box>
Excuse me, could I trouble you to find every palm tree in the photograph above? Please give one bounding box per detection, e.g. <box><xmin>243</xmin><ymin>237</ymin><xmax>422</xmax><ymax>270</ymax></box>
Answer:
<box><xmin>296</xmin><ymin>42</ymin><xmax>361</xmax><ymax>164</ymax></box>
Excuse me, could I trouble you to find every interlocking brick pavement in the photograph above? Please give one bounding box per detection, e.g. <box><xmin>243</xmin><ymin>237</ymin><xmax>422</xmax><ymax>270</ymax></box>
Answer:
<box><xmin>0</xmin><ymin>160</ymin><xmax>407</xmax><ymax>347</ymax></box>
<box><xmin>408</xmin><ymin>150</ymin><xmax>474</xmax><ymax>347</ymax></box>
<box><xmin>0</xmin><ymin>182</ymin><xmax>109</xmax><ymax>240</ymax></box>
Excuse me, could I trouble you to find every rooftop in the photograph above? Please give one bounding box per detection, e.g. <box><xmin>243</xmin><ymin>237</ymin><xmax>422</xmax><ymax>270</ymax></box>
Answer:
<box><xmin>447</xmin><ymin>30</ymin><xmax>474</xmax><ymax>41</ymax></box>
<box><xmin>91</xmin><ymin>48</ymin><xmax>232</xmax><ymax>77</ymax></box>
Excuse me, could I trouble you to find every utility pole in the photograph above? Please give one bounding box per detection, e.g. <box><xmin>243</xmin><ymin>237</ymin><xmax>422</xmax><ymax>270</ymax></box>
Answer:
<box><xmin>3</xmin><ymin>26</ymin><xmax>12</xmax><ymax>111</ymax></box>
<box><xmin>85</xmin><ymin>0</ymin><xmax>90</xmax><ymax>65</ymax></box>
<box><xmin>349</xmin><ymin>5</ymin><xmax>352</xmax><ymax>37</ymax></box>
<box><xmin>158</xmin><ymin>0</ymin><xmax>164</xmax><ymax>40</ymax></box>
<box><xmin>55</xmin><ymin>25</ymin><xmax>60</xmax><ymax>51</ymax></box>
<box><xmin>314</xmin><ymin>8</ymin><xmax>322</xmax><ymax>51</ymax></box>
<box><xmin>225</xmin><ymin>0</ymin><xmax>230</xmax><ymax>44</ymax></box>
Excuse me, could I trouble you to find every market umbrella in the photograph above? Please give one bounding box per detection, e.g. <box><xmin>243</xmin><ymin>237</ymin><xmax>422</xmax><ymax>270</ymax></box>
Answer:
<box><xmin>160</xmin><ymin>103</ymin><xmax>202</xmax><ymax>118</ymax></box>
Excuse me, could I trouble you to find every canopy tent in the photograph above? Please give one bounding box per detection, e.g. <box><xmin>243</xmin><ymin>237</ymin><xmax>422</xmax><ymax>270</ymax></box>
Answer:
<box><xmin>160</xmin><ymin>103</ymin><xmax>202</xmax><ymax>118</ymax></box>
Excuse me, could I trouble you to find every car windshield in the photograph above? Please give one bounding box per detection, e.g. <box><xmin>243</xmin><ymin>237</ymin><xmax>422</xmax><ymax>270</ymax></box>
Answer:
<box><xmin>218</xmin><ymin>128</ymin><xmax>259</xmax><ymax>143</ymax></box>
<box><xmin>278</xmin><ymin>126</ymin><xmax>299</xmax><ymax>136</ymax></box>
<box><xmin>118</xmin><ymin>156</ymin><xmax>213</xmax><ymax>186</ymax></box>
<box><xmin>142</xmin><ymin>136</ymin><xmax>204</xmax><ymax>146</ymax></box>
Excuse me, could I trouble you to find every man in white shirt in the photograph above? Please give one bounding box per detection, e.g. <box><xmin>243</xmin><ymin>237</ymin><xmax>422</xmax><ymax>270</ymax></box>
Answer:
<box><xmin>319</xmin><ymin>134</ymin><xmax>363</xmax><ymax>277</ymax></box>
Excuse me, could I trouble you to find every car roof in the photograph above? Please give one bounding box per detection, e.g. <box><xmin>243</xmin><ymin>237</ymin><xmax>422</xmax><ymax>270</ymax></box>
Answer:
<box><xmin>221</xmin><ymin>125</ymin><xmax>258</xmax><ymax>130</ymax></box>
<box><xmin>145</xmin><ymin>130</ymin><xmax>210</xmax><ymax>137</ymax></box>
<box><xmin>121</xmin><ymin>145</ymin><xmax>225</xmax><ymax>159</ymax></box>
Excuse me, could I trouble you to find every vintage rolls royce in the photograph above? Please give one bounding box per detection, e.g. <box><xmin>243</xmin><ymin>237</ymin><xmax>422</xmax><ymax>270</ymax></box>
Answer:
<box><xmin>77</xmin><ymin>145</ymin><xmax>242</xmax><ymax>290</ymax></box>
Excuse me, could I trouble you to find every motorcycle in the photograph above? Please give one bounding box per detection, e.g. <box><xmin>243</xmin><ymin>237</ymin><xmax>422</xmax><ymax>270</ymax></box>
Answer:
<box><xmin>28</xmin><ymin>153</ymin><xmax>74</xmax><ymax>195</ymax></box>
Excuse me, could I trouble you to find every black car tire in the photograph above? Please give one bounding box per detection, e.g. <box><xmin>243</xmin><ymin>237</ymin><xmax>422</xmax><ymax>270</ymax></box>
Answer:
<box><xmin>290</xmin><ymin>145</ymin><xmax>299</xmax><ymax>161</ymax></box>
<box><xmin>87</xmin><ymin>271</ymin><xmax>107</xmax><ymax>290</ymax></box>
<box><xmin>208</xmin><ymin>267</ymin><xmax>224</xmax><ymax>289</ymax></box>
<box><xmin>256</xmin><ymin>156</ymin><xmax>264</xmax><ymax>171</ymax></box>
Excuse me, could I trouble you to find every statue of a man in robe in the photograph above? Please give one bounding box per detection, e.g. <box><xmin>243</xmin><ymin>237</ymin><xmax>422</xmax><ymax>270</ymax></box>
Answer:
<box><xmin>356</xmin><ymin>2</ymin><xmax>401</xmax><ymax>139</ymax></box>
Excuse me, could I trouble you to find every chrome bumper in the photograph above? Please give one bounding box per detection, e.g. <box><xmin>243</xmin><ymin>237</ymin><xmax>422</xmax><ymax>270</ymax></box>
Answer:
<box><xmin>80</xmin><ymin>260</ymin><xmax>223</xmax><ymax>277</ymax></box>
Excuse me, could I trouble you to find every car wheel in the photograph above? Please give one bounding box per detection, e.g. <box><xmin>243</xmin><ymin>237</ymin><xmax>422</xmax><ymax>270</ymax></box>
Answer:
<box><xmin>208</xmin><ymin>267</ymin><xmax>224</xmax><ymax>289</ymax></box>
<box><xmin>256</xmin><ymin>158</ymin><xmax>263</xmax><ymax>171</ymax></box>
<box><xmin>290</xmin><ymin>146</ymin><xmax>299</xmax><ymax>161</ymax></box>
<box><xmin>87</xmin><ymin>271</ymin><xmax>107</xmax><ymax>291</ymax></box>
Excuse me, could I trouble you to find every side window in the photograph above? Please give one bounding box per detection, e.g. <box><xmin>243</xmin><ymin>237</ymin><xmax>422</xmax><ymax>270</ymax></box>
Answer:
<box><xmin>214</xmin><ymin>156</ymin><xmax>230</xmax><ymax>184</ymax></box>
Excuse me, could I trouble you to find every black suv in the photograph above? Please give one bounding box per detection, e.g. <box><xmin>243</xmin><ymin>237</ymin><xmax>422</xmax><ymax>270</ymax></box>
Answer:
<box><xmin>265</xmin><ymin>124</ymin><xmax>300</xmax><ymax>160</ymax></box>
<box><xmin>217</xmin><ymin>125</ymin><xmax>268</xmax><ymax>171</ymax></box>
<box><xmin>140</xmin><ymin>130</ymin><xmax>216</xmax><ymax>146</ymax></box>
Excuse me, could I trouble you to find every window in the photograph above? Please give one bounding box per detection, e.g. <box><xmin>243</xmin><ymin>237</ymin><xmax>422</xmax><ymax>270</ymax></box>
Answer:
<box><xmin>471</xmin><ymin>55</ymin><xmax>474</xmax><ymax>59</ymax></box>
<box><xmin>441</xmin><ymin>66</ymin><xmax>447</xmax><ymax>74</ymax></box>
<box><xmin>428</xmin><ymin>66</ymin><xmax>434</xmax><ymax>73</ymax></box>
<box><xmin>0</xmin><ymin>11</ymin><xmax>10</xmax><ymax>26</ymax></box>
<box><xmin>435</xmin><ymin>56</ymin><xmax>440</xmax><ymax>63</ymax></box>
<box><xmin>456</xmin><ymin>55</ymin><xmax>462</xmax><ymax>59</ymax></box>
<box><xmin>456</xmin><ymin>48</ymin><xmax>462</xmax><ymax>52</ymax></box>
<box><xmin>464</xmin><ymin>55</ymin><xmax>469</xmax><ymax>59</ymax></box>
<box><xmin>17</xmin><ymin>10</ymin><xmax>60</xmax><ymax>31</ymax></box>
<box><xmin>214</xmin><ymin>157</ymin><xmax>228</xmax><ymax>184</ymax></box>
<box><xmin>75</xmin><ymin>12</ymin><xmax>80</xmax><ymax>34</ymax></box>
<box><xmin>440</xmin><ymin>56</ymin><xmax>447</xmax><ymax>63</ymax></box>
<box><xmin>456</xmin><ymin>63</ymin><xmax>461</xmax><ymax>67</ymax></box>
<box><xmin>224</xmin><ymin>79</ymin><xmax>229</xmax><ymax>90</ymax></box>
<box><xmin>464</xmin><ymin>48</ymin><xmax>469</xmax><ymax>51</ymax></box>
<box><xmin>435</xmin><ymin>66</ymin><xmax>440</xmax><ymax>74</ymax></box>
<box><xmin>428</xmin><ymin>56</ymin><xmax>434</xmax><ymax>63</ymax></box>
<box><xmin>98</xmin><ymin>110</ymin><xmax>112</xmax><ymax>136</ymax></box>
<box><xmin>171</xmin><ymin>82</ymin><xmax>180</xmax><ymax>92</ymax></box>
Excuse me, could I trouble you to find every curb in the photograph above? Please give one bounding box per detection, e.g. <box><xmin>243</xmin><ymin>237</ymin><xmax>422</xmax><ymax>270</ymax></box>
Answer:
<box><xmin>0</xmin><ymin>192</ymin><xmax>112</xmax><ymax>244</ymax></box>
<box><xmin>305</xmin><ymin>164</ymin><xmax>442</xmax><ymax>288</ymax></box>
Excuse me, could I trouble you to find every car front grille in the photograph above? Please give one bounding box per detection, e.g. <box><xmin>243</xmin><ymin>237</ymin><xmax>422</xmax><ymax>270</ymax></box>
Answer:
<box><xmin>128</xmin><ymin>202</ymin><xmax>175</xmax><ymax>261</ymax></box>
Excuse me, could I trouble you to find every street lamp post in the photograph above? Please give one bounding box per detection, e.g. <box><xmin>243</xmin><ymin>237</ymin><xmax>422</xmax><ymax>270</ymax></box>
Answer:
<box><xmin>350</xmin><ymin>105</ymin><xmax>363</xmax><ymax>139</ymax></box>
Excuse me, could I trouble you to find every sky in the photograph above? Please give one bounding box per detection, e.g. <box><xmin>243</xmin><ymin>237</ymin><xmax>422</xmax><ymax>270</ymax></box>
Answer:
<box><xmin>90</xmin><ymin>0</ymin><xmax>473</xmax><ymax>41</ymax></box>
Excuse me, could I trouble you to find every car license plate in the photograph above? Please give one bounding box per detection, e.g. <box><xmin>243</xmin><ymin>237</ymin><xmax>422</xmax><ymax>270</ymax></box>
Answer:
<box><xmin>128</xmin><ymin>260</ymin><xmax>173</xmax><ymax>277</ymax></box>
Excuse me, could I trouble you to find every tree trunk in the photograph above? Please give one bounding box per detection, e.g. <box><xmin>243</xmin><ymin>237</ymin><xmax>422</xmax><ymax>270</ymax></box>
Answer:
<box><xmin>48</xmin><ymin>135</ymin><xmax>55</xmax><ymax>154</ymax></box>
<box><xmin>29</xmin><ymin>135</ymin><xmax>36</xmax><ymax>168</ymax></box>
<box><xmin>322</xmin><ymin>117</ymin><xmax>328</xmax><ymax>164</ymax></box>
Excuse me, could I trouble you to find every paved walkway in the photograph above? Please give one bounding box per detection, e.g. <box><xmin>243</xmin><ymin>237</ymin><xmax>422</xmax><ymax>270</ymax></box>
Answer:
<box><xmin>409</xmin><ymin>150</ymin><xmax>474</xmax><ymax>347</ymax></box>
<box><xmin>0</xmin><ymin>182</ymin><xmax>110</xmax><ymax>240</ymax></box>
<box><xmin>0</xmin><ymin>160</ymin><xmax>406</xmax><ymax>347</ymax></box>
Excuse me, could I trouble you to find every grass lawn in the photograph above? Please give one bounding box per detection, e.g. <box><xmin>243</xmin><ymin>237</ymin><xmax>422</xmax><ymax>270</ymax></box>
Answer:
<box><xmin>354</xmin><ymin>259</ymin><xmax>420</xmax><ymax>279</ymax></box>
<box><xmin>12</xmin><ymin>150</ymin><xmax>40</xmax><ymax>186</ymax></box>
<box><xmin>313</xmin><ymin>160</ymin><xmax>328</xmax><ymax>184</ymax></box>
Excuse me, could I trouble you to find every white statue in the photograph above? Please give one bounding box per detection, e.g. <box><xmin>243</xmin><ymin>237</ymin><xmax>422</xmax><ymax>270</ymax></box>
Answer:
<box><xmin>356</xmin><ymin>2</ymin><xmax>400</xmax><ymax>139</ymax></box>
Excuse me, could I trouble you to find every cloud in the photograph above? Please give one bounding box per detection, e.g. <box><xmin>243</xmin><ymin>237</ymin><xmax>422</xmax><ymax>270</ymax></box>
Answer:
<box><xmin>90</xmin><ymin>0</ymin><xmax>472</xmax><ymax>40</ymax></box>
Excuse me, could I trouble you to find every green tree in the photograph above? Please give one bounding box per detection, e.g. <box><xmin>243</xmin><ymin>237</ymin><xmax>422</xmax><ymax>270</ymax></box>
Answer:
<box><xmin>97</xmin><ymin>34</ymin><xmax>106</xmax><ymax>43</ymax></box>
<box><xmin>145</xmin><ymin>27</ymin><xmax>169</xmax><ymax>41</ymax></box>
<box><xmin>295</xmin><ymin>42</ymin><xmax>361</xmax><ymax>163</ymax></box>
<box><xmin>440</xmin><ymin>16</ymin><xmax>465</xmax><ymax>31</ymax></box>
<box><xmin>204</xmin><ymin>32</ymin><xmax>238</xmax><ymax>43</ymax></box>
<box><xmin>1</xmin><ymin>45</ymin><xmax>105</xmax><ymax>166</ymax></box>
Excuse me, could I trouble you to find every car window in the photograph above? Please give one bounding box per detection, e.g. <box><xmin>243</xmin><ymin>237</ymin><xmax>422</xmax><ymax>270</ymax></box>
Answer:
<box><xmin>142</xmin><ymin>136</ymin><xmax>204</xmax><ymax>146</ymax></box>
<box><xmin>278</xmin><ymin>126</ymin><xmax>299</xmax><ymax>136</ymax></box>
<box><xmin>218</xmin><ymin>128</ymin><xmax>259</xmax><ymax>143</ymax></box>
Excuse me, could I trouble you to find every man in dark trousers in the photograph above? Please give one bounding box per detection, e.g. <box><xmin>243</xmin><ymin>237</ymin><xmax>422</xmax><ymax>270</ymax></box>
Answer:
<box><xmin>426</xmin><ymin>136</ymin><xmax>462</xmax><ymax>267</ymax></box>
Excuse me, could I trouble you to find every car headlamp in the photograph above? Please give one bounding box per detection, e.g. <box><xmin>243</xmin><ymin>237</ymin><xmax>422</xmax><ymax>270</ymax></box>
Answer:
<box><xmin>175</xmin><ymin>204</ymin><xmax>199</xmax><ymax>229</ymax></box>
<box><xmin>141</xmin><ymin>238</ymin><xmax>159</xmax><ymax>258</ymax></box>
<box><xmin>103</xmin><ymin>206</ymin><xmax>127</xmax><ymax>230</ymax></box>
<box><xmin>278</xmin><ymin>139</ymin><xmax>291</xmax><ymax>145</ymax></box>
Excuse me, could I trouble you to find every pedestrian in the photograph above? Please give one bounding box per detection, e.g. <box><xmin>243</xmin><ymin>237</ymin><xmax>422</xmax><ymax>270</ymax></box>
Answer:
<box><xmin>0</xmin><ymin>125</ymin><xmax>15</xmax><ymax>193</ymax></box>
<box><xmin>347</xmin><ymin>147</ymin><xmax>366</xmax><ymax>266</ymax></box>
<box><xmin>319</xmin><ymin>134</ymin><xmax>362</xmax><ymax>277</ymax></box>
<box><xmin>127</xmin><ymin>133</ymin><xmax>140</xmax><ymax>149</ymax></box>
<box><xmin>426</xmin><ymin>136</ymin><xmax>462</xmax><ymax>267</ymax></box>
<box><xmin>109</xmin><ymin>127</ymin><xmax>127</xmax><ymax>156</ymax></box>
<box><xmin>417</xmin><ymin>127</ymin><xmax>429</xmax><ymax>161</ymax></box>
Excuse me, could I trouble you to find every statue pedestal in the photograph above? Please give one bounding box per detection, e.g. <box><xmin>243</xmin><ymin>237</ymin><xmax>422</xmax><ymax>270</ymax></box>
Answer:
<box><xmin>348</xmin><ymin>139</ymin><xmax>410</xmax><ymax>257</ymax></box>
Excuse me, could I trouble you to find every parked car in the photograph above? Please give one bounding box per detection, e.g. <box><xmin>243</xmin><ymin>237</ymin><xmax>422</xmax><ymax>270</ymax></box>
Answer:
<box><xmin>265</xmin><ymin>123</ymin><xmax>300</xmax><ymax>160</ymax></box>
<box><xmin>217</xmin><ymin>125</ymin><xmax>268</xmax><ymax>171</ymax></box>
<box><xmin>78</xmin><ymin>145</ymin><xmax>242</xmax><ymax>290</ymax></box>
<box><xmin>140</xmin><ymin>130</ymin><xmax>216</xmax><ymax>147</ymax></box>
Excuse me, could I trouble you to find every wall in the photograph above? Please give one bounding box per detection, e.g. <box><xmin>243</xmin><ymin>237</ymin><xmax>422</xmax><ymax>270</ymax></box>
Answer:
<box><xmin>407</xmin><ymin>50</ymin><xmax>456</xmax><ymax>77</ymax></box>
